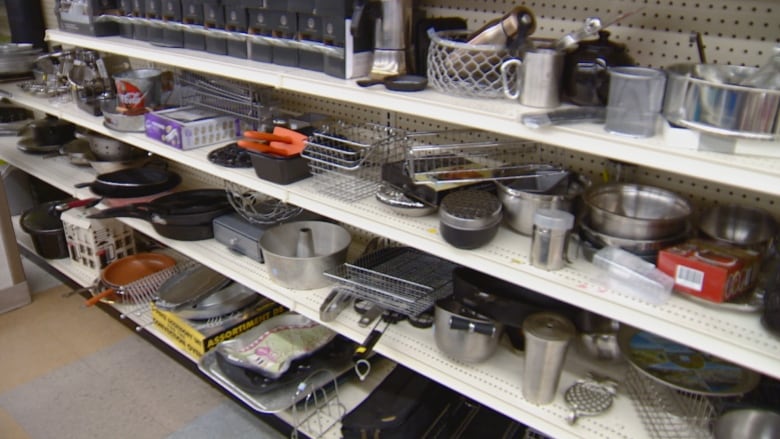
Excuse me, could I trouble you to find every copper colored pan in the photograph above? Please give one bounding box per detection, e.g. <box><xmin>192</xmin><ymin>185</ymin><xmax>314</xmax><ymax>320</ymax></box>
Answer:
<box><xmin>84</xmin><ymin>253</ymin><xmax>177</xmax><ymax>307</ymax></box>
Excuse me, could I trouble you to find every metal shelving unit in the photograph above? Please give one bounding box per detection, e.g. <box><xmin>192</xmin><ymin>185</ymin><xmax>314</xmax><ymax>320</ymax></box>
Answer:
<box><xmin>5</xmin><ymin>1</ymin><xmax>779</xmax><ymax>436</ymax></box>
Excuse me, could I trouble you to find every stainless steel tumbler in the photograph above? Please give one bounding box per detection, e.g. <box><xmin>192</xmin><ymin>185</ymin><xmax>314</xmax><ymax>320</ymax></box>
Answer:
<box><xmin>522</xmin><ymin>312</ymin><xmax>576</xmax><ymax>404</ymax></box>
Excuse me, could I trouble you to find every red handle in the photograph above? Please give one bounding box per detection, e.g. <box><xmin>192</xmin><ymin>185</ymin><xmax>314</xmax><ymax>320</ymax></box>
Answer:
<box><xmin>243</xmin><ymin>130</ymin><xmax>292</xmax><ymax>144</ymax></box>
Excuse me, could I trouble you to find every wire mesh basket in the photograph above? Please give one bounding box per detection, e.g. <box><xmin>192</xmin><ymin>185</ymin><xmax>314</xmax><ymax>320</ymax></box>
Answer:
<box><xmin>176</xmin><ymin>70</ymin><xmax>276</xmax><ymax>131</ymax></box>
<box><xmin>324</xmin><ymin>246</ymin><xmax>457</xmax><ymax>317</ymax></box>
<box><xmin>625</xmin><ymin>366</ymin><xmax>716</xmax><ymax>439</ymax></box>
<box><xmin>403</xmin><ymin>130</ymin><xmax>547</xmax><ymax>184</ymax></box>
<box><xmin>301</xmin><ymin>121</ymin><xmax>405</xmax><ymax>202</ymax></box>
<box><xmin>427</xmin><ymin>29</ymin><xmax>512</xmax><ymax>99</ymax></box>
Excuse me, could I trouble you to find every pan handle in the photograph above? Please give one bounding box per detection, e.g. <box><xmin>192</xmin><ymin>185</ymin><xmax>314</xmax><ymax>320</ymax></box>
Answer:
<box><xmin>83</xmin><ymin>288</ymin><xmax>116</xmax><ymax>307</ymax></box>
<box><xmin>243</xmin><ymin>130</ymin><xmax>292</xmax><ymax>143</ymax></box>
<box><xmin>87</xmin><ymin>204</ymin><xmax>155</xmax><ymax>220</ymax></box>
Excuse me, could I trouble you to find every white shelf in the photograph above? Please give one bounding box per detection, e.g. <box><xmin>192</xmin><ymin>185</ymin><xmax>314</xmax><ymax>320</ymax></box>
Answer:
<box><xmin>2</xmin><ymin>91</ymin><xmax>777</xmax><ymax>385</ymax></box>
<box><xmin>45</xmin><ymin>29</ymin><xmax>780</xmax><ymax>198</ymax></box>
<box><xmin>2</xmin><ymin>115</ymin><xmax>777</xmax><ymax>439</ymax></box>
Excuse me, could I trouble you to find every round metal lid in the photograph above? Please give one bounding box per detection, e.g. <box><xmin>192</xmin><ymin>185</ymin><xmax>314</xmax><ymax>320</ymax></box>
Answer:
<box><xmin>439</xmin><ymin>189</ymin><xmax>502</xmax><ymax>229</ymax></box>
<box><xmin>523</xmin><ymin>311</ymin><xmax>576</xmax><ymax>342</ymax></box>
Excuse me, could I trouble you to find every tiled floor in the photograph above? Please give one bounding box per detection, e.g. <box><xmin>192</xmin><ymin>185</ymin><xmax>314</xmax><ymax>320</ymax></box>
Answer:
<box><xmin>0</xmin><ymin>258</ymin><xmax>286</xmax><ymax>439</ymax></box>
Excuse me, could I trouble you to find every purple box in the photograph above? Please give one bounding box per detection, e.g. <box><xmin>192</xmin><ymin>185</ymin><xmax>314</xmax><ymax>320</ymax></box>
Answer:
<box><xmin>144</xmin><ymin>106</ymin><xmax>240</xmax><ymax>150</ymax></box>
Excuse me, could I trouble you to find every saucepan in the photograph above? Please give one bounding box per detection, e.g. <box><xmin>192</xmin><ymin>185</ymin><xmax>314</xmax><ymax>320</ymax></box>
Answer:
<box><xmin>84</xmin><ymin>252</ymin><xmax>177</xmax><ymax>306</ymax></box>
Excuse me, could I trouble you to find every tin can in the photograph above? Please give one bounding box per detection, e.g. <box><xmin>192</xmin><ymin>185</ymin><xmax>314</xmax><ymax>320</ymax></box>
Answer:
<box><xmin>113</xmin><ymin>68</ymin><xmax>163</xmax><ymax>113</ymax></box>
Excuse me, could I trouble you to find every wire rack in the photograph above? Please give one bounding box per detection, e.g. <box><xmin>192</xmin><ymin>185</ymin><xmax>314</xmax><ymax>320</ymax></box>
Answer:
<box><xmin>290</xmin><ymin>369</ymin><xmax>347</xmax><ymax>439</ymax></box>
<box><xmin>301</xmin><ymin>121</ymin><xmax>405</xmax><ymax>202</ymax></box>
<box><xmin>224</xmin><ymin>182</ymin><xmax>305</xmax><ymax>225</ymax></box>
<box><xmin>176</xmin><ymin>70</ymin><xmax>276</xmax><ymax>131</ymax></box>
<box><xmin>625</xmin><ymin>366</ymin><xmax>716</xmax><ymax>439</ymax></box>
<box><xmin>403</xmin><ymin>130</ymin><xmax>545</xmax><ymax>184</ymax></box>
<box><xmin>323</xmin><ymin>247</ymin><xmax>457</xmax><ymax>317</ymax></box>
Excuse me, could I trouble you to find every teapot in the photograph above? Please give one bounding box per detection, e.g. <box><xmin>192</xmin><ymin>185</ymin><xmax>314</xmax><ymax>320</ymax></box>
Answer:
<box><xmin>562</xmin><ymin>31</ymin><xmax>635</xmax><ymax>106</ymax></box>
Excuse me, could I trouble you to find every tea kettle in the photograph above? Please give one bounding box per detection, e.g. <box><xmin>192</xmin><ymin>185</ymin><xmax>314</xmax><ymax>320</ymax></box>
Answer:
<box><xmin>352</xmin><ymin>0</ymin><xmax>413</xmax><ymax>78</ymax></box>
<box><xmin>562</xmin><ymin>31</ymin><xmax>636</xmax><ymax>106</ymax></box>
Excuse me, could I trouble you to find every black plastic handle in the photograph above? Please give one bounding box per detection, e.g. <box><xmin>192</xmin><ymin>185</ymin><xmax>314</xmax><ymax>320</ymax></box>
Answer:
<box><xmin>449</xmin><ymin>316</ymin><xmax>496</xmax><ymax>336</ymax></box>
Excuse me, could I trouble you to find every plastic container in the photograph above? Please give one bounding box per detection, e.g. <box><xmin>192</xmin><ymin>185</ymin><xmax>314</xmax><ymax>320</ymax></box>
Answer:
<box><xmin>249</xmin><ymin>151</ymin><xmax>311</xmax><ymax>185</ymax></box>
<box><xmin>592</xmin><ymin>246</ymin><xmax>674</xmax><ymax>305</ymax></box>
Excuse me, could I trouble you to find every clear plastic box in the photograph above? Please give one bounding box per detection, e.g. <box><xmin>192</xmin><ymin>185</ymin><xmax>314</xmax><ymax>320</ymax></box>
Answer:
<box><xmin>592</xmin><ymin>246</ymin><xmax>674</xmax><ymax>305</ymax></box>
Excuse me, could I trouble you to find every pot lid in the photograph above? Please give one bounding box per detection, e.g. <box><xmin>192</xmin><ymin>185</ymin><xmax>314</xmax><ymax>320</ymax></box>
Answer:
<box><xmin>439</xmin><ymin>190</ymin><xmax>502</xmax><ymax>229</ymax></box>
<box><xmin>155</xmin><ymin>263</ymin><xmax>232</xmax><ymax>309</ymax></box>
<box><xmin>20</xmin><ymin>201</ymin><xmax>65</xmax><ymax>233</ymax></box>
<box><xmin>522</xmin><ymin>311</ymin><xmax>575</xmax><ymax>342</ymax></box>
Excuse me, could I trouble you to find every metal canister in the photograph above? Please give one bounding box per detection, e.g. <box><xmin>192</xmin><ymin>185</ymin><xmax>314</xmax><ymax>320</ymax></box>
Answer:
<box><xmin>522</xmin><ymin>311</ymin><xmax>576</xmax><ymax>404</ymax></box>
<box><xmin>113</xmin><ymin>68</ymin><xmax>163</xmax><ymax>112</ymax></box>
<box><xmin>530</xmin><ymin>208</ymin><xmax>575</xmax><ymax>270</ymax></box>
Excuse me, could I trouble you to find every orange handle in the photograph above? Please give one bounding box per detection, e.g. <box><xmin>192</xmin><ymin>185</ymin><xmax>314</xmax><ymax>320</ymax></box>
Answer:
<box><xmin>83</xmin><ymin>288</ymin><xmax>116</xmax><ymax>307</ymax></box>
<box><xmin>243</xmin><ymin>130</ymin><xmax>292</xmax><ymax>143</ymax></box>
<box><xmin>237</xmin><ymin>139</ymin><xmax>300</xmax><ymax>157</ymax></box>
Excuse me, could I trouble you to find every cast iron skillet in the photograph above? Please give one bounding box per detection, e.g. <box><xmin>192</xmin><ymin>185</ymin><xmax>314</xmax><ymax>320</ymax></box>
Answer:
<box><xmin>88</xmin><ymin>189</ymin><xmax>234</xmax><ymax>240</ymax></box>
<box><xmin>75</xmin><ymin>166</ymin><xmax>182</xmax><ymax>198</ymax></box>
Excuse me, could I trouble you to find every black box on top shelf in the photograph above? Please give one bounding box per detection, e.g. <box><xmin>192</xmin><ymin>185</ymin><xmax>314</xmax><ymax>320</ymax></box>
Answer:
<box><xmin>223</xmin><ymin>0</ymin><xmax>249</xmax><ymax>59</ymax></box>
<box><xmin>297</xmin><ymin>13</ymin><xmax>323</xmax><ymax>72</ymax></box>
<box><xmin>287</xmin><ymin>0</ymin><xmax>314</xmax><ymax>13</ymax></box>
<box><xmin>130</xmin><ymin>0</ymin><xmax>148</xmax><ymax>40</ymax></box>
<box><xmin>117</xmin><ymin>0</ymin><xmax>134</xmax><ymax>38</ymax></box>
<box><xmin>56</xmin><ymin>0</ymin><xmax>120</xmax><ymax>36</ymax></box>
<box><xmin>181</xmin><ymin>0</ymin><xmax>206</xmax><ymax>50</ymax></box>
<box><xmin>314</xmin><ymin>0</ymin><xmax>352</xmax><ymax>17</ymax></box>
<box><xmin>268</xmin><ymin>9</ymin><xmax>297</xmax><ymax>67</ymax></box>
<box><xmin>246</xmin><ymin>6</ymin><xmax>273</xmax><ymax>63</ymax></box>
<box><xmin>321</xmin><ymin>9</ymin><xmax>373</xmax><ymax>79</ymax></box>
<box><xmin>161</xmin><ymin>0</ymin><xmax>185</xmax><ymax>47</ymax></box>
<box><xmin>203</xmin><ymin>0</ymin><xmax>227</xmax><ymax>54</ymax></box>
<box><xmin>144</xmin><ymin>0</ymin><xmax>165</xmax><ymax>44</ymax></box>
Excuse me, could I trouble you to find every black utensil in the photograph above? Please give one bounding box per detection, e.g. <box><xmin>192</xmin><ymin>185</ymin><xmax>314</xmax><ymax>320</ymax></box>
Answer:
<box><xmin>356</xmin><ymin>74</ymin><xmax>428</xmax><ymax>92</ymax></box>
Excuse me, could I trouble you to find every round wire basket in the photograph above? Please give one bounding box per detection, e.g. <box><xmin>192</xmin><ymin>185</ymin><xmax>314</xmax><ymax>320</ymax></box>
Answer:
<box><xmin>426</xmin><ymin>29</ymin><xmax>512</xmax><ymax>99</ymax></box>
<box><xmin>224</xmin><ymin>182</ymin><xmax>303</xmax><ymax>225</ymax></box>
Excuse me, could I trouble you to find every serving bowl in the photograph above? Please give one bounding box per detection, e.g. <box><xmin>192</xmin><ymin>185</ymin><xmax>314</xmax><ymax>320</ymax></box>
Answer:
<box><xmin>698</xmin><ymin>204</ymin><xmax>777</xmax><ymax>255</ymax></box>
<box><xmin>583</xmin><ymin>183</ymin><xmax>693</xmax><ymax>240</ymax></box>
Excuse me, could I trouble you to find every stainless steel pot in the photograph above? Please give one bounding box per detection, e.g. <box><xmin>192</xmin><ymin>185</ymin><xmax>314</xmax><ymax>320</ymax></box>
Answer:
<box><xmin>259</xmin><ymin>221</ymin><xmax>351</xmax><ymax>290</ymax></box>
<box><xmin>663</xmin><ymin>63</ymin><xmax>780</xmax><ymax>140</ymax></box>
<box><xmin>583</xmin><ymin>183</ymin><xmax>692</xmax><ymax>240</ymax></box>
<box><xmin>698</xmin><ymin>203</ymin><xmax>778</xmax><ymax>256</ymax></box>
<box><xmin>497</xmin><ymin>171</ymin><xmax>589</xmax><ymax>235</ymax></box>
<box><xmin>434</xmin><ymin>297</ymin><xmax>503</xmax><ymax>363</ymax></box>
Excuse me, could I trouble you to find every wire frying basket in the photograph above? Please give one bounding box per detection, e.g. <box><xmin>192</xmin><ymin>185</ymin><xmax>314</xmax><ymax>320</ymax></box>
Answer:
<box><xmin>176</xmin><ymin>70</ymin><xmax>276</xmax><ymax>131</ymax></box>
<box><xmin>402</xmin><ymin>130</ymin><xmax>546</xmax><ymax>184</ymax></box>
<box><xmin>301</xmin><ymin>121</ymin><xmax>405</xmax><ymax>202</ymax></box>
<box><xmin>625</xmin><ymin>366</ymin><xmax>716</xmax><ymax>439</ymax></box>
<box><xmin>324</xmin><ymin>247</ymin><xmax>457</xmax><ymax>317</ymax></box>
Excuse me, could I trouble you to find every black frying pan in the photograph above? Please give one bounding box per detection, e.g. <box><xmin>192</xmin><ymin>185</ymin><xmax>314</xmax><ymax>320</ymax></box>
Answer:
<box><xmin>88</xmin><ymin>189</ymin><xmax>233</xmax><ymax>226</ymax></box>
<box><xmin>356</xmin><ymin>74</ymin><xmax>428</xmax><ymax>92</ymax></box>
<box><xmin>75</xmin><ymin>167</ymin><xmax>182</xmax><ymax>198</ymax></box>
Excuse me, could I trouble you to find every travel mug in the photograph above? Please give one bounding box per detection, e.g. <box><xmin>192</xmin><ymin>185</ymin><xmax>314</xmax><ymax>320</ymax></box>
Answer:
<box><xmin>522</xmin><ymin>312</ymin><xmax>575</xmax><ymax>404</ymax></box>
<box><xmin>605</xmin><ymin>66</ymin><xmax>667</xmax><ymax>137</ymax></box>
<box><xmin>501</xmin><ymin>48</ymin><xmax>564</xmax><ymax>108</ymax></box>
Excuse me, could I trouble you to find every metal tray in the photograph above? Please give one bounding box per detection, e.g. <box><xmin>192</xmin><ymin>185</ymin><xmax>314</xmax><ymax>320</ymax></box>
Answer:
<box><xmin>198</xmin><ymin>347</ymin><xmax>354</xmax><ymax>413</ymax></box>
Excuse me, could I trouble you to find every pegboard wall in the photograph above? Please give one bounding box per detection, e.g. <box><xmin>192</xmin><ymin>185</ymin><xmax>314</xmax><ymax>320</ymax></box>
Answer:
<box><xmin>419</xmin><ymin>0</ymin><xmax>779</xmax><ymax>67</ymax></box>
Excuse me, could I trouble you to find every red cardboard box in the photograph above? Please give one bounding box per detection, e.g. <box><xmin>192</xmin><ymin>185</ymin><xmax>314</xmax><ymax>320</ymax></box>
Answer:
<box><xmin>657</xmin><ymin>239</ymin><xmax>760</xmax><ymax>303</ymax></box>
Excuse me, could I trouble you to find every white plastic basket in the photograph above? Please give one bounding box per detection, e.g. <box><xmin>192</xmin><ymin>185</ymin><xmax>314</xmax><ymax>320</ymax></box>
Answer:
<box><xmin>61</xmin><ymin>207</ymin><xmax>136</xmax><ymax>272</ymax></box>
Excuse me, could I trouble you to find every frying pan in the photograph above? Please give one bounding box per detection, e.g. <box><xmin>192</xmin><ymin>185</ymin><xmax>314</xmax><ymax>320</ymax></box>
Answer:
<box><xmin>237</xmin><ymin>127</ymin><xmax>309</xmax><ymax>157</ymax></box>
<box><xmin>75</xmin><ymin>167</ymin><xmax>182</xmax><ymax>198</ymax></box>
<box><xmin>356</xmin><ymin>74</ymin><xmax>428</xmax><ymax>92</ymax></box>
<box><xmin>87</xmin><ymin>189</ymin><xmax>234</xmax><ymax>240</ymax></box>
<box><xmin>84</xmin><ymin>253</ymin><xmax>177</xmax><ymax>307</ymax></box>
